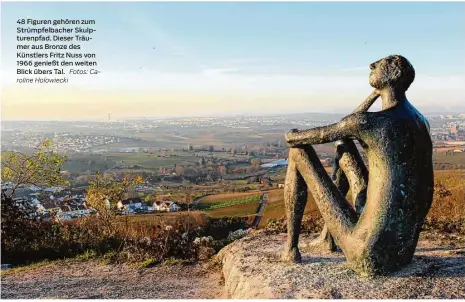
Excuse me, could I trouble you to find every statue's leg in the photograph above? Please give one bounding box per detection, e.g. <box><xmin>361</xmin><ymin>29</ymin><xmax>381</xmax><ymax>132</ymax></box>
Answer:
<box><xmin>311</xmin><ymin>140</ymin><xmax>368</xmax><ymax>252</ymax></box>
<box><xmin>282</xmin><ymin>156</ymin><xmax>308</xmax><ymax>263</ymax></box>
<box><xmin>336</xmin><ymin>140</ymin><xmax>368</xmax><ymax>214</ymax></box>
<box><xmin>308</xmin><ymin>155</ymin><xmax>346</xmax><ymax>252</ymax></box>
<box><xmin>288</xmin><ymin>146</ymin><xmax>358</xmax><ymax>251</ymax></box>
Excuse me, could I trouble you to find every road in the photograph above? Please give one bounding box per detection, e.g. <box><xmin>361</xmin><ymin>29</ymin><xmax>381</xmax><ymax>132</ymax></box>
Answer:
<box><xmin>252</xmin><ymin>193</ymin><xmax>268</xmax><ymax>228</ymax></box>
<box><xmin>104</xmin><ymin>160</ymin><xmax>123</xmax><ymax>173</ymax></box>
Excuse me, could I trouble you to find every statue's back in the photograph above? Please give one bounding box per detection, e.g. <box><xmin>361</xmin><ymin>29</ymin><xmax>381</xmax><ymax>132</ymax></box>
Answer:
<box><xmin>357</xmin><ymin>100</ymin><xmax>434</xmax><ymax>274</ymax></box>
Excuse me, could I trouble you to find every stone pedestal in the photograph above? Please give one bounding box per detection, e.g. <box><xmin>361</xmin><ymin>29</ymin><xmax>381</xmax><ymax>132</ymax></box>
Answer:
<box><xmin>216</xmin><ymin>231</ymin><xmax>465</xmax><ymax>299</ymax></box>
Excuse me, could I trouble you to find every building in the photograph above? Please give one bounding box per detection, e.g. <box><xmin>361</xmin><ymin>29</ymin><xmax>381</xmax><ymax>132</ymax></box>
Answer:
<box><xmin>153</xmin><ymin>201</ymin><xmax>179</xmax><ymax>212</ymax></box>
<box><xmin>261</xmin><ymin>159</ymin><xmax>288</xmax><ymax>168</ymax></box>
<box><xmin>117</xmin><ymin>197</ymin><xmax>143</xmax><ymax>211</ymax></box>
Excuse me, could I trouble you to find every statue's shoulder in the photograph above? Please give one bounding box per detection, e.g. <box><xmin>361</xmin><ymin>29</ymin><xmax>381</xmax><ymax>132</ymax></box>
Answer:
<box><xmin>399</xmin><ymin>101</ymin><xmax>431</xmax><ymax>132</ymax></box>
<box><xmin>347</xmin><ymin>111</ymin><xmax>390</xmax><ymax>127</ymax></box>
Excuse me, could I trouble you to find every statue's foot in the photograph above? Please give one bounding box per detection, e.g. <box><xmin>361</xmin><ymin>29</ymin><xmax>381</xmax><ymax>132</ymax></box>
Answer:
<box><xmin>306</xmin><ymin>237</ymin><xmax>339</xmax><ymax>253</ymax></box>
<box><xmin>281</xmin><ymin>247</ymin><xmax>302</xmax><ymax>263</ymax></box>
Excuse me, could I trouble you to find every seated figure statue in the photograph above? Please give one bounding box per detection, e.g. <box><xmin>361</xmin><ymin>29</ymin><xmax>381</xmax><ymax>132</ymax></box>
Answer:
<box><xmin>281</xmin><ymin>55</ymin><xmax>434</xmax><ymax>276</ymax></box>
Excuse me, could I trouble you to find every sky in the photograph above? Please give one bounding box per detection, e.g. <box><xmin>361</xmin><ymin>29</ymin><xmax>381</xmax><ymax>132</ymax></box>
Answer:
<box><xmin>1</xmin><ymin>1</ymin><xmax>464</xmax><ymax>120</ymax></box>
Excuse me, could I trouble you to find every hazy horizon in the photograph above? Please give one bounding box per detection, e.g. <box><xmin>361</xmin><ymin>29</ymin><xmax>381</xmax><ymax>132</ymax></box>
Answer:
<box><xmin>2</xmin><ymin>106</ymin><xmax>465</xmax><ymax>123</ymax></box>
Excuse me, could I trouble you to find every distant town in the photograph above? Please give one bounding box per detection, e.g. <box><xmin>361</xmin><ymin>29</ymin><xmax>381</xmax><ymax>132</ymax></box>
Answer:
<box><xmin>2</xmin><ymin>111</ymin><xmax>465</xmax><ymax>222</ymax></box>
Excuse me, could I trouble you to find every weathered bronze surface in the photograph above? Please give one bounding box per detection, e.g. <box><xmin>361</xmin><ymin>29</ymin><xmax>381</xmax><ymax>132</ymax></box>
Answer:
<box><xmin>282</xmin><ymin>55</ymin><xmax>434</xmax><ymax>276</ymax></box>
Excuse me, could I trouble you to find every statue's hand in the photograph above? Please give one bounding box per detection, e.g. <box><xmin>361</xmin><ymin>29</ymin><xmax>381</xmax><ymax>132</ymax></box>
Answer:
<box><xmin>285</xmin><ymin>128</ymin><xmax>299</xmax><ymax>147</ymax></box>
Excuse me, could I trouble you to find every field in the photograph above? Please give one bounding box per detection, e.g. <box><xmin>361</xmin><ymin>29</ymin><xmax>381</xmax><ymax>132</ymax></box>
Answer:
<box><xmin>62</xmin><ymin>149</ymin><xmax>253</xmax><ymax>175</ymax></box>
<box><xmin>111</xmin><ymin>191</ymin><xmax>265</xmax><ymax>236</ymax></box>
<box><xmin>433</xmin><ymin>152</ymin><xmax>465</xmax><ymax>169</ymax></box>
<box><xmin>109</xmin><ymin>169</ymin><xmax>464</xmax><ymax>235</ymax></box>
<box><xmin>257</xmin><ymin>189</ymin><xmax>320</xmax><ymax>228</ymax></box>
<box><xmin>205</xmin><ymin>201</ymin><xmax>261</xmax><ymax>218</ymax></box>
<box><xmin>196</xmin><ymin>192</ymin><xmax>262</xmax><ymax>218</ymax></box>
<box><xmin>200</xmin><ymin>194</ymin><xmax>261</xmax><ymax>210</ymax></box>
<box><xmin>197</xmin><ymin>192</ymin><xmax>261</xmax><ymax>204</ymax></box>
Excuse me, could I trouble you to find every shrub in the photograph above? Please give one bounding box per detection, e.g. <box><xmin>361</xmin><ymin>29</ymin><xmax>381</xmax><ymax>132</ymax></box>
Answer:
<box><xmin>1</xmin><ymin>196</ymin><xmax>249</xmax><ymax>266</ymax></box>
<box><xmin>425</xmin><ymin>171</ymin><xmax>465</xmax><ymax>234</ymax></box>
<box><xmin>264</xmin><ymin>216</ymin><xmax>324</xmax><ymax>235</ymax></box>
<box><xmin>199</xmin><ymin>217</ymin><xmax>249</xmax><ymax>239</ymax></box>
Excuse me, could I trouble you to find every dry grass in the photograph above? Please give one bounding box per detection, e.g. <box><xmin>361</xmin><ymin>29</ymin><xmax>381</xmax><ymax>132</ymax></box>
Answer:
<box><xmin>426</xmin><ymin>170</ymin><xmax>465</xmax><ymax>233</ymax></box>
<box><xmin>113</xmin><ymin>211</ymin><xmax>209</xmax><ymax>238</ymax></box>
<box><xmin>259</xmin><ymin>189</ymin><xmax>319</xmax><ymax>228</ymax></box>
<box><xmin>206</xmin><ymin>201</ymin><xmax>261</xmax><ymax>218</ymax></box>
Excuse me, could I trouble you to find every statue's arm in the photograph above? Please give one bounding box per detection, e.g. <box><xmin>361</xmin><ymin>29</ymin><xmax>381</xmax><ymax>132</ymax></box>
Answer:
<box><xmin>286</xmin><ymin>113</ymin><xmax>372</xmax><ymax>147</ymax></box>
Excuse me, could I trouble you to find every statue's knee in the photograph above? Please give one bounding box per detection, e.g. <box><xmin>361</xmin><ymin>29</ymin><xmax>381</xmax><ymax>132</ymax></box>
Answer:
<box><xmin>288</xmin><ymin>148</ymin><xmax>301</xmax><ymax>160</ymax></box>
<box><xmin>289</xmin><ymin>146</ymin><xmax>314</xmax><ymax>160</ymax></box>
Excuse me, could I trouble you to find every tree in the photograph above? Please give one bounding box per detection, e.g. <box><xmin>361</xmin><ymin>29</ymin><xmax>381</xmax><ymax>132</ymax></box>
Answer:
<box><xmin>1</xmin><ymin>141</ymin><xmax>69</xmax><ymax>263</ymax></box>
<box><xmin>144</xmin><ymin>194</ymin><xmax>154</xmax><ymax>204</ymax></box>
<box><xmin>175</xmin><ymin>165</ymin><xmax>185</xmax><ymax>176</ymax></box>
<box><xmin>209</xmin><ymin>145</ymin><xmax>214</xmax><ymax>153</ymax></box>
<box><xmin>86</xmin><ymin>173</ymin><xmax>143</xmax><ymax>235</ymax></box>
<box><xmin>87</xmin><ymin>173</ymin><xmax>142</xmax><ymax>213</ymax></box>
<box><xmin>1</xmin><ymin>140</ymin><xmax>68</xmax><ymax>199</ymax></box>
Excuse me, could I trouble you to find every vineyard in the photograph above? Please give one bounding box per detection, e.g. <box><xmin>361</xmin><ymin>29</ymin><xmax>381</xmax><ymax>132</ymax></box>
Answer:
<box><xmin>200</xmin><ymin>194</ymin><xmax>262</xmax><ymax>211</ymax></box>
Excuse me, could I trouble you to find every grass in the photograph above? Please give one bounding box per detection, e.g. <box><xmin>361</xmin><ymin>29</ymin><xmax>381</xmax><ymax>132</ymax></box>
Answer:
<box><xmin>206</xmin><ymin>200</ymin><xmax>261</xmax><ymax>218</ymax></box>
<box><xmin>200</xmin><ymin>194</ymin><xmax>261</xmax><ymax>210</ymax></box>
<box><xmin>258</xmin><ymin>189</ymin><xmax>320</xmax><ymax>228</ymax></box>
<box><xmin>433</xmin><ymin>153</ymin><xmax>465</xmax><ymax>169</ymax></box>
<box><xmin>1</xmin><ymin>259</ymin><xmax>63</xmax><ymax>277</ymax></box>
<box><xmin>1</xmin><ymin>250</ymin><xmax>122</xmax><ymax>277</ymax></box>
<box><xmin>64</xmin><ymin>151</ymin><xmax>211</xmax><ymax>174</ymax></box>
<box><xmin>427</xmin><ymin>170</ymin><xmax>465</xmax><ymax>230</ymax></box>
<box><xmin>162</xmin><ymin>257</ymin><xmax>190</xmax><ymax>266</ymax></box>
<box><xmin>107</xmin><ymin>152</ymin><xmax>197</xmax><ymax>169</ymax></box>
<box><xmin>197</xmin><ymin>192</ymin><xmax>261</xmax><ymax>204</ymax></box>
<box><xmin>139</xmin><ymin>258</ymin><xmax>158</xmax><ymax>268</ymax></box>
<box><xmin>192</xmin><ymin>191</ymin><xmax>264</xmax><ymax>218</ymax></box>
<box><xmin>114</xmin><ymin>211</ymin><xmax>209</xmax><ymax>238</ymax></box>
<box><xmin>75</xmin><ymin>250</ymin><xmax>98</xmax><ymax>261</ymax></box>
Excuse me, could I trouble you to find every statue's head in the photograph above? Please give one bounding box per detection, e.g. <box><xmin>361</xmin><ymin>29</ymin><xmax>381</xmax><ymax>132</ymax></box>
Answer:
<box><xmin>369</xmin><ymin>55</ymin><xmax>415</xmax><ymax>92</ymax></box>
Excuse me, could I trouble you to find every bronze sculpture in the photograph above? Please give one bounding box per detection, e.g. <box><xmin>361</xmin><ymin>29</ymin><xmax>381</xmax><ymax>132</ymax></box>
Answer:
<box><xmin>282</xmin><ymin>55</ymin><xmax>434</xmax><ymax>276</ymax></box>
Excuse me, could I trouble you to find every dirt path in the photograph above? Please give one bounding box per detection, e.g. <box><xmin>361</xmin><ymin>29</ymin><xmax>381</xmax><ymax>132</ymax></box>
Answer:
<box><xmin>1</xmin><ymin>261</ymin><xmax>225</xmax><ymax>299</ymax></box>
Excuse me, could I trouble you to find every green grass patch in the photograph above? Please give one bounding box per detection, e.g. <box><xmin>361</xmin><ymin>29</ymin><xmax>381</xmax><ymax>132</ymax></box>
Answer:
<box><xmin>162</xmin><ymin>257</ymin><xmax>192</xmax><ymax>266</ymax></box>
<box><xmin>198</xmin><ymin>192</ymin><xmax>261</xmax><ymax>205</ymax></box>
<box><xmin>200</xmin><ymin>194</ymin><xmax>261</xmax><ymax>210</ymax></box>
<box><xmin>75</xmin><ymin>250</ymin><xmax>98</xmax><ymax>261</ymax></box>
<box><xmin>258</xmin><ymin>189</ymin><xmax>320</xmax><ymax>228</ymax></box>
<box><xmin>139</xmin><ymin>258</ymin><xmax>159</xmax><ymax>268</ymax></box>
<box><xmin>1</xmin><ymin>260</ymin><xmax>58</xmax><ymax>277</ymax></box>
<box><xmin>206</xmin><ymin>200</ymin><xmax>261</xmax><ymax>218</ymax></box>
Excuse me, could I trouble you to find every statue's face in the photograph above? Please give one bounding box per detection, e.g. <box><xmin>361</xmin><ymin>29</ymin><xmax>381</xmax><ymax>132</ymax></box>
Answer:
<box><xmin>369</xmin><ymin>58</ymin><xmax>387</xmax><ymax>89</ymax></box>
